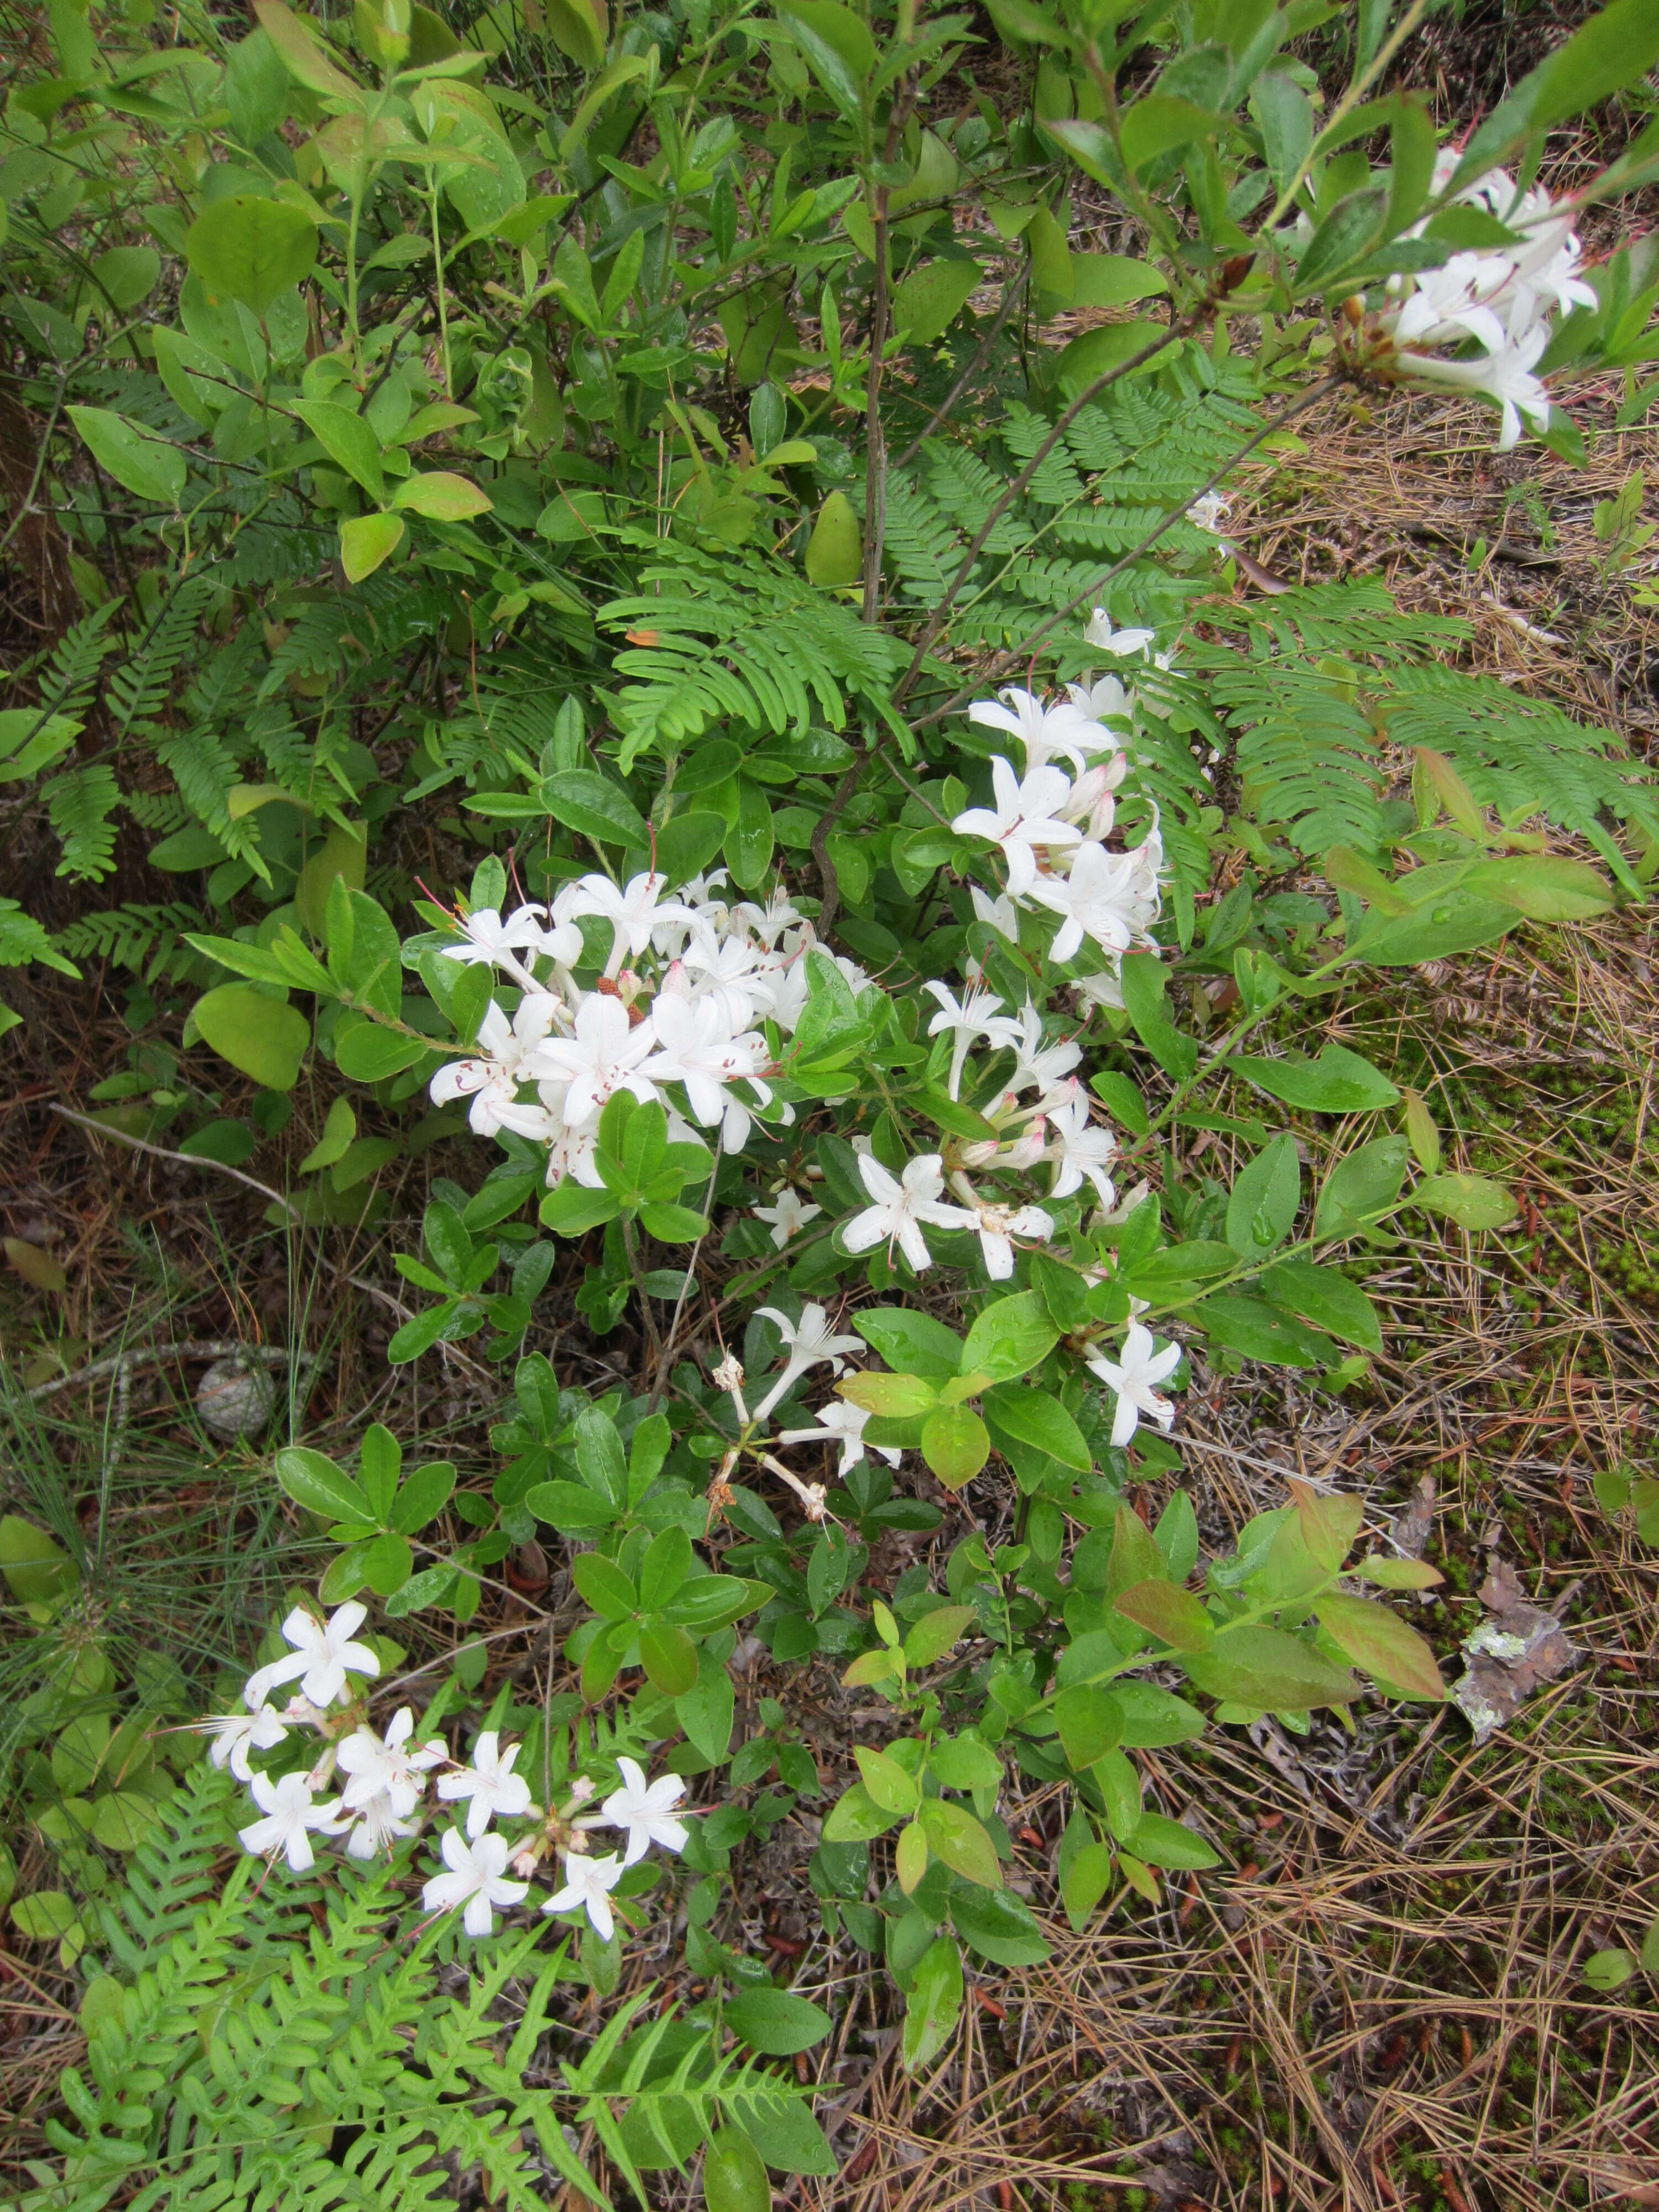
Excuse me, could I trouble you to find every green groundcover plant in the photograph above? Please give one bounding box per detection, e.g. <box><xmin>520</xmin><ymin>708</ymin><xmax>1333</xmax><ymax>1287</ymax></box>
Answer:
<box><xmin>4</xmin><ymin>0</ymin><xmax>1659</xmax><ymax>2202</ymax></box>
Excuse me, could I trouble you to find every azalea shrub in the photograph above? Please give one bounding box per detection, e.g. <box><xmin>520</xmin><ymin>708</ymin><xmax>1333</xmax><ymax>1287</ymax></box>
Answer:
<box><xmin>6</xmin><ymin>0</ymin><xmax>1659</xmax><ymax>2200</ymax></box>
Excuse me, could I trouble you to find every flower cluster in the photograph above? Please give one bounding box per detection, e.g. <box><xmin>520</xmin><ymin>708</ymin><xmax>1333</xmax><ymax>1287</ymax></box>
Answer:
<box><xmin>204</xmin><ymin>1603</ymin><xmax>688</xmax><ymax>1940</ymax></box>
<box><xmin>1372</xmin><ymin>153</ymin><xmax>1598</xmax><ymax>450</ymax></box>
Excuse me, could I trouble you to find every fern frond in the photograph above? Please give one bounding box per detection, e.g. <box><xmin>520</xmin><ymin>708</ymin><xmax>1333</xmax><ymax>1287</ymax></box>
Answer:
<box><xmin>43</xmin><ymin>764</ymin><xmax>122</xmax><ymax>880</ymax></box>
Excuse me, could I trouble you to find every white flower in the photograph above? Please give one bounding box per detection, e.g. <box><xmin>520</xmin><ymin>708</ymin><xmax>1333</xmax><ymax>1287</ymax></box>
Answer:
<box><xmin>422</xmin><ymin>1827</ymin><xmax>529</xmax><ymax>1936</ymax></box>
<box><xmin>779</xmin><ymin>1396</ymin><xmax>901</xmax><ymax>1475</ymax></box>
<box><xmin>1023</xmin><ymin>839</ymin><xmax>1149</xmax><ymax>963</ymax></box>
<box><xmin>524</xmin><ymin>992</ymin><xmax>658</xmax><ymax>1126</ymax></box>
<box><xmin>951</xmin><ymin>757</ymin><xmax>1083</xmax><ymax>895</ymax></box>
<box><xmin>924</xmin><ymin>978</ymin><xmax>1018</xmax><ymax>1100</ymax></box>
<box><xmin>336</xmin><ymin>1707</ymin><xmax>447</xmax><ymax>1818</ymax></box>
<box><xmin>1045</xmin><ymin>1092</ymin><xmax>1120</xmax><ymax>1209</ymax></box>
<box><xmin>429</xmin><ymin>995</ymin><xmax>566</xmax><ymax>1137</ymax></box>
<box><xmin>1086</xmin><ymin>1321</ymin><xmax>1183</xmax><ymax>1447</ymax></box>
<box><xmin>967</xmin><ymin>1199</ymin><xmax>1055</xmax><ymax>1280</ymax></box>
<box><xmin>237</xmin><ymin>1770</ymin><xmax>347</xmax><ymax>1873</ymax></box>
<box><xmin>1064</xmin><ymin>671</ymin><xmax>1133</xmax><ymax>728</ymax></box>
<box><xmin>842</xmin><ymin>1151</ymin><xmax>975</xmax><ymax>1274</ymax></box>
<box><xmin>440</xmin><ymin>904</ymin><xmax>547</xmax><ymax>988</ymax></box>
<box><xmin>436</xmin><ymin>1731</ymin><xmax>534</xmax><ymax>1839</ymax></box>
<box><xmin>541</xmin><ymin>1847</ymin><xmax>625</xmax><ymax>1938</ymax></box>
<box><xmin>564</xmin><ymin>872</ymin><xmax>694</xmax><ymax>978</ymax></box>
<box><xmin>591</xmin><ymin>1757</ymin><xmax>688</xmax><ymax>1866</ymax></box>
<box><xmin>1073</xmin><ymin>964</ymin><xmax>1125</xmax><ymax>1013</ymax></box>
<box><xmin>343</xmin><ymin>1790</ymin><xmax>420</xmax><ymax>1861</ymax></box>
<box><xmin>753</xmin><ymin>1186</ymin><xmax>822</xmax><ymax>1249</ymax></box>
<box><xmin>1186</xmin><ymin>491</ymin><xmax>1231</xmax><ymax>535</ymax></box>
<box><xmin>244</xmin><ymin>1601</ymin><xmax>380</xmax><ymax>1712</ymax></box>
<box><xmin>998</xmin><ymin>1001</ymin><xmax>1083</xmax><ymax>1103</ymax></box>
<box><xmin>198</xmin><ymin>1700</ymin><xmax>288</xmax><ymax>1782</ymax></box>
<box><xmin>969</xmin><ymin>885</ymin><xmax>1022</xmax><ymax>942</ymax></box>
<box><xmin>640</xmin><ymin>970</ymin><xmax>770</xmax><ymax>1133</ymax></box>
<box><xmin>967</xmin><ymin>687</ymin><xmax>1117</xmax><ymax>774</ymax></box>
<box><xmin>1083</xmin><ymin>608</ymin><xmax>1157</xmax><ymax>658</ymax></box>
<box><xmin>1399</xmin><ymin>324</ymin><xmax>1551</xmax><ymax>453</ymax></box>
<box><xmin>751</xmin><ymin>1302</ymin><xmax>863</xmax><ymax>1422</ymax></box>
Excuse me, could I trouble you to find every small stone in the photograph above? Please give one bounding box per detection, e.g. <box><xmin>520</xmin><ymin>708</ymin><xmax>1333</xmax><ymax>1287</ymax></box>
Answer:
<box><xmin>195</xmin><ymin>1357</ymin><xmax>278</xmax><ymax>1438</ymax></box>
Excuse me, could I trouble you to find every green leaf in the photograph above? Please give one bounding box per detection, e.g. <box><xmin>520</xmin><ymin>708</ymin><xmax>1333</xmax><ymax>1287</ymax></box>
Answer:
<box><xmin>920</xmin><ymin>1798</ymin><xmax>1001</xmax><ymax>1888</ymax></box>
<box><xmin>360</xmin><ymin>1531</ymin><xmax>415</xmax><ymax>1597</ymax></box>
<box><xmin>1228</xmin><ymin>1044</ymin><xmax>1399</xmax><ymax>1113</ymax></box>
<box><xmin>1118</xmin><ymin>952</ymin><xmax>1198</xmax><ymax>1078</ymax></box>
<box><xmin>1112</xmin><ymin>1579</ymin><xmax>1214</xmax><ymax>1651</ymax></box>
<box><xmin>0</xmin><ymin>1514</ymin><xmax>79</xmax><ymax>1602</ymax></box>
<box><xmin>340</xmin><ymin>512</ymin><xmax>405</xmax><ymax>583</ymax></box>
<box><xmin>804</xmin><ymin>489</ymin><xmax>862</xmax><ymax>586</ymax></box>
<box><xmin>1260</xmin><ymin>1259</ymin><xmax>1383</xmax><ymax>1353</ymax></box>
<box><xmin>1313</xmin><ymin>1136</ymin><xmax>1410</xmax><ymax>1240</ymax></box>
<box><xmin>726</xmin><ymin>778</ymin><xmax>775</xmax><ymax>892</ymax></box>
<box><xmin>839</xmin><ymin>1373</ymin><xmax>939</xmax><ymax>1418</ymax></box>
<box><xmin>65</xmin><ymin>405</ymin><xmax>184</xmax><ymax>505</ymax></box>
<box><xmin>902</xmin><ymin>1604</ymin><xmax>977</xmax><ymax>1666</ymax></box>
<box><xmin>981</xmin><ymin>1383</ymin><xmax>1091</xmax><ymax>1470</ymax></box>
<box><xmin>660</xmin><ymin>1575</ymin><xmax>758</xmax><ymax>1631</ymax></box>
<box><xmin>253</xmin><ymin>0</ymin><xmax>362</xmax><ymax>96</ymax></box>
<box><xmin>901</xmin><ymin>1935</ymin><xmax>963</xmax><ymax>2071</ymax></box>
<box><xmin>572</xmin><ymin>1552</ymin><xmax>637</xmax><ymax>1620</ymax></box>
<box><xmin>1462</xmin><ymin>855</ymin><xmax>1614</xmax><ymax>923</ymax></box>
<box><xmin>389</xmin><ymin>1460</ymin><xmax>455</xmax><ymax>1534</ymax></box>
<box><xmin>892</xmin><ymin>257</ymin><xmax>980</xmax><ymax>344</ymax></box>
<box><xmin>186</xmin><ymin>194</ymin><xmax>317</xmax><ymax>314</ymax></box>
<box><xmin>1124</xmin><ymin>1811</ymin><xmax>1218</xmax><ymax>1871</ymax></box>
<box><xmin>334</xmin><ymin>1015</ymin><xmax>426</xmax><ymax>1081</ymax></box>
<box><xmin>275</xmin><ymin>1445</ymin><xmax>373</xmax><ymax>1524</ymax></box>
<box><xmin>920</xmin><ymin>1403</ymin><xmax>990</xmax><ymax>1489</ymax></box>
<box><xmin>1183</xmin><ymin>1625</ymin><xmax>1360</xmax><ymax>1711</ymax></box>
<box><xmin>1061</xmin><ymin>1840</ymin><xmax>1115</xmax><ymax>1931</ymax></box>
<box><xmin>524</xmin><ymin>1480</ymin><xmax>618</xmax><ymax>1531</ymax></box>
<box><xmin>733</xmin><ymin>2097</ymin><xmax>836</xmax><ymax>2177</ymax></box>
<box><xmin>391</xmin><ymin>469</ymin><xmax>493</xmax><ymax>520</ymax></box>
<box><xmin>193</xmin><ymin>983</ymin><xmax>309</xmax><ymax>1089</ymax></box>
<box><xmin>853</xmin><ymin>1307</ymin><xmax>963</xmax><ymax>1379</ymax></box>
<box><xmin>854</xmin><ymin>1745</ymin><xmax>919</xmax><ymax>1815</ymax></box>
<box><xmin>960</xmin><ymin>1291</ymin><xmax>1058</xmax><ymax>1384</ymax></box>
<box><xmin>1293</xmin><ymin>187</ymin><xmax>1386</xmax><ymax>293</ymax></box>
<box><xmin>949</xmin><ymin>1882</ymin><xmax>1050</xmax><ymax>1965</ymax></box>
<box><xmin>1068</xmin><ymin>252</ymin><xmax>1168</xmax><ymax>306</ymax></box>
<box><xmin>1053</xmin><ymin>1683</ymin><xmax>1124</xmax><ymax>1771</ymax></box>
<box><xmin>1410</xmin><ymin>1172</ymin><xmax>1518</xmax><ymax>1231</ymax></box>
<box><xmin>823</xmin><ymin>1781</ymin><xmax>900</xmax><ymax>1842</ymax></box>
<box><xmin>1193</xmin><ymin>1293</ymin><xmax>1336</xmax><ymax>1370</ymax></box>
<box><xmin>383</xmin><ymin>1562</ymin><xmax>460</xmax><ymax>1616</ymax></box>
<box><xmin>1250</xmin><ymin>69</ymin><xmax>1314</xmax><ymax>195</ymax></box>
<box><xmin>538</xmin><ymin>769</ymin><xmax>648</xmax><ymax>849</ymax></box>
<box><xmin>1352</xmin><ymin>1556</ymin><xmax>1443</xmax><ymax>1591</ymax></box>
<box><xmin>675</xmin><ymin>1653</ymin><xmax>735</xmax><ymax>1764</ymax></box>
<box><xmin>637</xmin><ymin>1202</ymin><xmax>709</xmax><ymax>1243</ymax></box>
<box><xmin>1314</xmin><ymin>1592</ymin><xmax>1444</xmax><ymax>1700</ymax></box>
<box><xmin>1583</xmin><ymin>1948</ymin><xmax>1634</xmax><ymax>1991</ymax></box>
<box><xmin>293</xmin><ymin>399</ymin><xmax>385</xmax><ymax>503</ymax></box>
<box><xmin>11</xmin><ymin>1890</ymin><xmax>80</xmax><ymax>1942</ymax></box>
<box><xmin>726</xmin><ymin>1987</ymin><xmax>833</xmax><ymax>2056</ymax></box>
<box><xmin>639</xmin><ymin>1620</ymin><xmax>698</xmax><ymax>1695</ymax></box>
<box><xmin>1224</xmin><ymin>1133</ymin><xmax>1301</xmax><ymax>1258</ymax></box>
<box><xmin>1118</xmin><ymin>91</ymin><xmax>1231</xmax><ymax>170</ymax></box>
<box><xmin>541</xmin><ymin>1181</ymin><xmax>623</xmax><ymax>1234</ymax></box>
<box><xmin>90</xmin><ymin>1792</ymin><xmax>163</xmax><ymax>1851</ymax></box>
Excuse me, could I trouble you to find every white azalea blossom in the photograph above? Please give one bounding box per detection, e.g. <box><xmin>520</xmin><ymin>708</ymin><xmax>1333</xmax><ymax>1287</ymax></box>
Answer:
<box><xmin>542</xmin><ymin>1848</ymin><xmax>625</xmax><ymax>1939</ymax></box>
<box><xmin>588</xmin><ymin>1757</ymin><xmax>688</xmax><ymax>1866</ymax></box>
<box><xmin>951</xmin><ymin>757</ymin><xmax>1083</xmax><ymax>895</ymax></box>
<box><xmin>968</xmin><ymin>687</ymin><xmax>1118</xmax><ymax>775</ymax></box>
<box><xmin>429</xmin><ymin>995</ymin><xmax>566</xmax><ymax>1137</ymax></box>
<box><xmin>439</xmin><ymin>903</ymin><xmax>549</xmax><ymax>989</ymax></box>
<box><xmin>842</xmin><ymin>1151</ymin><xmax>975</xmax><ymax>1274</ymax></box>
<box><xmin>436</xmin><ymin>1730</ymin><xmax>534</xmax><ymax>1839</ymax></box>
<box><xmin>238</xmin><ymin>1770</ymin><xmax>347</xmax><ymax>1872</ymax></box>
<box><xmin>564</xmin><ymin>872</ymin><xmax>694</xmax><ymax>978</ymax></box>
<box><xmin>526</xmin><ymin>992</ymin><xmax>658</xmax><ymax>1127</ymax></box>
<box><xmin>779</xmin><ymin>1396</ymin><xmax>901</xmax><ymax>1475</ymax></box>
<box><xmin>422</xmin><ymin>1827</ymin><xmax>530</xmax><ymax>1937</ymax></box>
<box><xmin>964</xmin><ymin>1198</ymin><xmax>1055</xmax><ymax>1281</ymax></box>
<box><xmin>1045</xmin><ymin>1092</ymin><xmax>1120</xmax><ymax>1209</ymax></box>
<box><xmin>1084</xmin><ymin>607</ymin><xmax>1157</xmax><ymax>658</ymax></box>
<box><xmin>924</xmin><ymin>978</ymin><xmax>1018</xmax><ymax>1099</ymax></box>
<box><xmin>753</xmin><ymin>1185</ymin><xmax>822</xmax><ymax>1248</ymax></box>
<box><xmin>344</xmin><ymin>1791</ymin><xmax>420</xmax><ymax>1861</ymax></box>
<box><xmin>199</xmin><ymin>1700</ymin><xmax>288</xmax><ymax>1782</ymax></box>
<box><xmin>751</xmin><ymin>1302</ymin><xmax>863</xmax><ymax>1422</ymax></box>
<box><xmin>1086</xmin><ymin>1321</ymin><xmax>1184</xmax><ymax>1446</ymax></box>
<box><xmin>1022</xmin><ymin>838</ymin><xmax>1150</xmax><ymax>962</ymax></box>
<box><xmin>244</xmin><ymin>1601</ymin><xmax>380</xmax><ymax>1712</ymax></box>
<box><xmin>336</xmin><ymin>1707</ymin><xmax>447</xmax><ymax>1818</ymax></box>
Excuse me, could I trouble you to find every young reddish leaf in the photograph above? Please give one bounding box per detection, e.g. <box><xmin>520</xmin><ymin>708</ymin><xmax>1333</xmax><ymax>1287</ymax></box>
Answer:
<box><xmin>1314</xmin><ymin>1592</ymin><xmax>1445</xmax><ymax>1700</ymax></box>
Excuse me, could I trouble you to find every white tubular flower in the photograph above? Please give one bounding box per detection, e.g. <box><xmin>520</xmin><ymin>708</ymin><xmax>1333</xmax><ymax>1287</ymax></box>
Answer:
<box><xmin>999</xmin><ymin>1001</ymin><xmax>1083</xmax><ymax>1103</ymax></box>
<box><xmin>524</xmin><ymin>992</ymin><xmax>658</xmax><ymax>1126</ymax></box>
<box><xmin>680</xmin><ymin>931</ymin><xmax>770</xmax><ymax>1028</ymax></box>
<box><xmin>967</xmin><ymin>687</ymin><xmax>1117</xmax><ymax>774</ymax></box>
<box><xmin>343</xmin><ymin>1790</ymin><xmax>420</xmax><ymax>1861</ymax></box>
<box><xmin>967</xmin><ymin>1199</ymin><xmax>1055</xmax><ymax>1281</ymax></box>
<box><xmin>589</xmin><ymin>1757</ymin><xmax>688</xmax><ymax>1866</ymax></box>
<box><xmin>1398</xmin><ymin>325</ymin><xmax>1552</xmax><ymax>453</ymax></box>
<box><xmin>951</xmin><ymin>758</ymin><xmax>1082</xmax><ymax>895</ymax></box>
<box><xmin>541</xmin><ymin>1848</ymin><xmax>624</xmax><ymax>1938</ymax></box>
<box><xmin>237</xmin><ymin>1771</ymin><xmax>347</xmax><ymax>1873</ymax></box>
<box><xmin>753</xmin><ymin>1186</ymin><xmax>823</xmax><ymax>1249</ymax></box>
<box><xmin>969</xmin><ymin>885</ymin><xmax>1023</xmax><ymax>943</ymax></box>
<box><xmin>1023</xmin><ymin>840</ymin><xmax>1147</xmax><ymax>963</ymax></box>
<box><xmin>436</xmin><ymin>1731</ymin><xmax>534</xmax><ymax>1839</ymax></box>
<box><xmin>1086</xmin><ymin>1322</ymin><xmax>1183</xmax><ymax>1447</ymax></box>
<box><xmin>842</xmin><ymin>1151</ymin><xmax>975</xmax><ymax>1274</ymax></box>
<box><xmin>422</xmin><ymin>1827</ymin><xmax>530</xmax><ymax>1937</ymax></box>
<box><xmin>1074</xmin><ymin>963</ymin><xmax>1126</xmax><ymax>1014</ymax></box>
<box><xmin>751</xmin><ymin>1302</ymin><xmax>863</xmax><ymax>1422</ymax></box>
<box><xmin>1057</xmin><ymin>754</ymin><xmax>1128</xmax><ymax>843</ymax></box>
<box><xmin>1186</xmin><ymin>491</ymin><xmax>1232</xmax><ymax>535</ymax></box>
<box><xmin>1083</xmin><ymin>608</ymin><xmax>1157</xmax><ymax>658</ymax></box>
<box><xmin>924</xmin><ymin>978</ymin><xmax>1018</xmax><ymax>1100</ymax></box>
<box><xmin>244</xmin><ymin>1601</ymin><xmax>380</xmax><ymax>1712</ymax></box>
<box><xmin>732</xmin><ymin>888</ymin><xmax>804</xmax><ymax>949</ymax></box>
<box><xmin>1045</xmin><ymin>1092</ymin><xmax>1120</xmax><ymax>1209</ymax></box>
<box><xmin>429</xmin><ymin>995</ymin><xmax>566</xmax><ymax>1137</ymax></box>
<box><xmin>1063</xmin><ymin>671</ymin><xmax>1133</xmax><ymax>731</ymax></box>
<box><xmin>779</xmin><ymin>1396</ymin><xmax>902</xmax><ymax>1475</ymax></box>
<box><xmin>564</xmin><ymin>872</ymin><xmax>694</xmax><ymax>979</ymax></box>
<box><xmin>198</xmin><ymin>1701</ymin><xmax>288</xmax><ymax>1783</ymax></box>
<box><xmin>640</xmin><ymin>970</ymin><xmax>770</xmax><ymax>1131</ymax></box>
<box><xmin>336</xmin><ymin>1707</ymin><xmax>447</xmax><ymax>1818</ymax></box>
<box><xmin>439</xmin><ymin>904</ymin><xmax>548</xmax><ymax>989</ymax></box>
